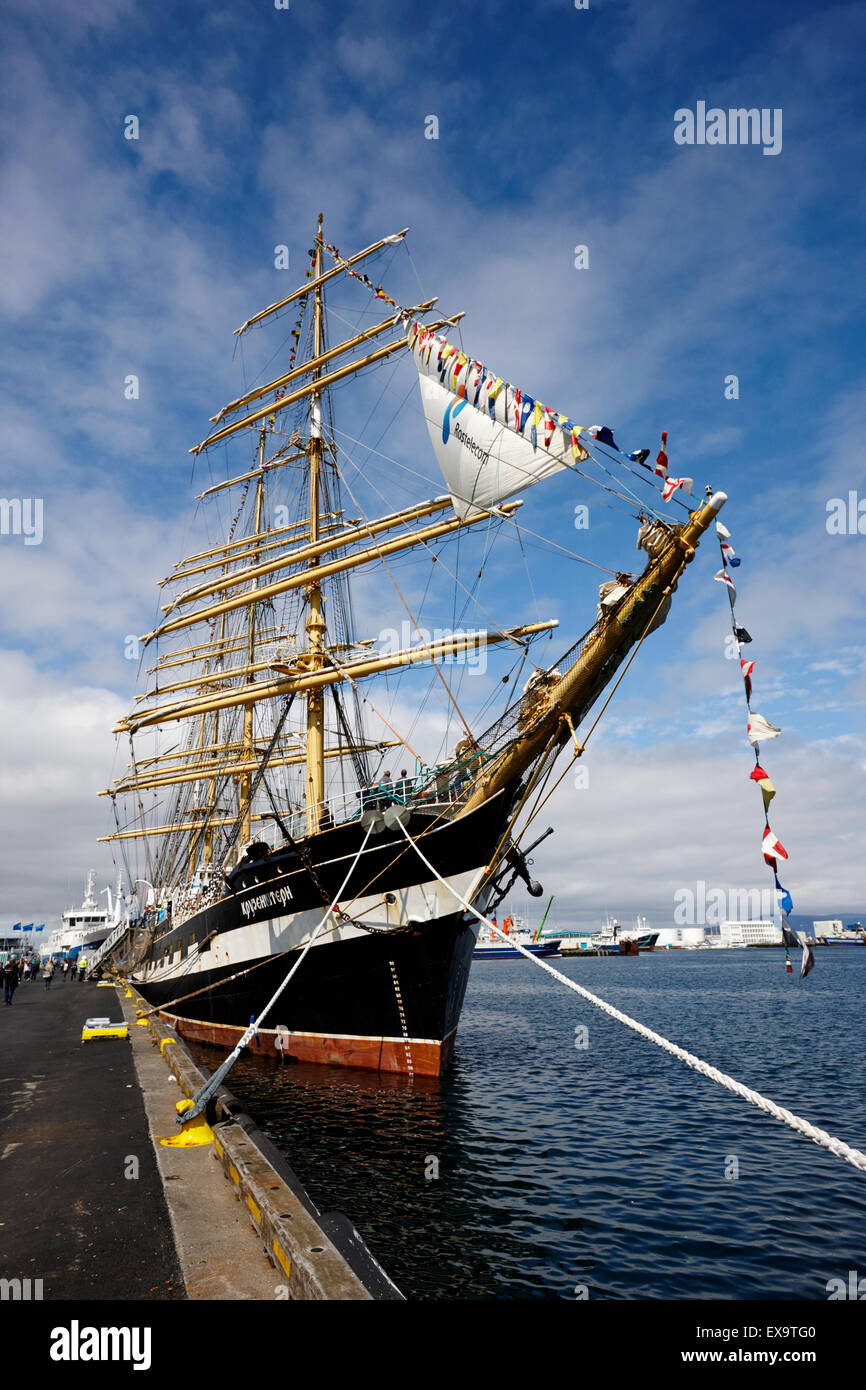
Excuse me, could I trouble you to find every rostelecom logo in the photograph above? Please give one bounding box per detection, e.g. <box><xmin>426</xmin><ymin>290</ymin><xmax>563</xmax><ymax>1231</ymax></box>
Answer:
<box><xmin>441</xmin><ymin>395</ymin><xmax>468</xmax><ymax>444</ymax></box>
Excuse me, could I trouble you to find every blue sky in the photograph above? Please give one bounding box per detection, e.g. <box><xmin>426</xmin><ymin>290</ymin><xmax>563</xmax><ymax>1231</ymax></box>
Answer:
<box><xmin>1</xmin><ymin>0</ymin><xmax>864</xmax><ymax>928</ymax></box>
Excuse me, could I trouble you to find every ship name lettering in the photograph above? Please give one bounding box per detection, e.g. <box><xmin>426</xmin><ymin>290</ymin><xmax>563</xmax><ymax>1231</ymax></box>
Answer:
<box><xmin>242</xmin><ymin>886</ymin><xmax>293</xmax><ymax>919</ymax></box>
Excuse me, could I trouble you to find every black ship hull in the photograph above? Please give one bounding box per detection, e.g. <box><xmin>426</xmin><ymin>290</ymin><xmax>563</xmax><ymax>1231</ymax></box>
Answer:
<box><xmin>133</xmin><ymin>790</ymin><xmax>516</xmax><ymax>1076</ymax></box>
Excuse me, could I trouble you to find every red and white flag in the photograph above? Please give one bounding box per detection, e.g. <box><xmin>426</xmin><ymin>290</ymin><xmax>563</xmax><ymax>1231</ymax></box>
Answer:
<box><xmin>714</xmin><ymin>568</ymin><xmax>737</xmax><ymax>603</ymax></box>
<box><xmin>740</xmin><ymin>657</ymin><xmax>755</xmax><ymax>699</ymax></box>
<box><xmin>655</xmin><ymin>430</ymin><xmax>668</xmax><ymax>478</ymax></box>
<box><xmin>762</xmin><ymin>826</ymin><xmax>788</xmax><ymax>864</ymax></box>
<box><xmin>662</xmin><ymin>476</ymin><xmax>693</xmax><ymax>502</ymax></box>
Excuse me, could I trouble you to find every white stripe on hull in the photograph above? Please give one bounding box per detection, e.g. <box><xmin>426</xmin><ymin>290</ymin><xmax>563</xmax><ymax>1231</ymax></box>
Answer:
<box><xmin>132</xmin><ymin>866</ymin><xmax>489</xmax><ymax>989</ymax></box>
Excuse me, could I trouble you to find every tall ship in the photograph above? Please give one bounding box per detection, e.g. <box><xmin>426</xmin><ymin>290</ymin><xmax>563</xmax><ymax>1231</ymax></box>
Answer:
<box><xmin>95</xmin><ymin>217</ymin><xmax>726</xmax><ymax>1076</ymax></box>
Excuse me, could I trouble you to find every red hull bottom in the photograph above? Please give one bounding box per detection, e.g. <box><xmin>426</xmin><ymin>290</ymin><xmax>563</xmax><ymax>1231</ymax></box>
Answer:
<box><xmin>159</xmin><ymin>1010</ymin><xmax>455</xmax><ymax>1078</ymax></box>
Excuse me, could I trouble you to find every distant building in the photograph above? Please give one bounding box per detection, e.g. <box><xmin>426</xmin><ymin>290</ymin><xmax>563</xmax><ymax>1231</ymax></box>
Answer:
<box><xmin>655</xmin><ymin>926</ymin><xmax>707</xmax><ymax>948</ymax></box>
<box><xmin>813</xmin><ymin>920</ymin><xmax>843</xmax><ymax>938</ymax></box>
<box><xmin>719</xmin><ymin>919</ymin><xmax>782</xmax><ymax>946</ymax></box>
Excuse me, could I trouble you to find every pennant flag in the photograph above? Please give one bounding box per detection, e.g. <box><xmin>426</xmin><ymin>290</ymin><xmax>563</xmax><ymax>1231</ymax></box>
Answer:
<box><xmin>757</xmin><ymin>776</ymin><xmax>776</xmax><ymax>812</ymax></box>
<box><xmin>589</xmin><ymin>425</ymin><xmax>617</xmax><ymax>449</ymax></box>
<box><xmin>655</xmin><ymin>430</ymin><xmax>668</xmax><ymax>477</ymax></box>
<box><xmin>749</xmin><ymin>764</ymin><xmax>770</xmax><ymax>782</ymax></box>
<box><xmin>720</xmin><ymin>542</ymin><xmax>741</xmax><ymax>568</ymax></box>
<box><xmin>775</xmin><ymin>876</ymin><xmax>793</xmax><ymax>915</ymax></box>
<box><xmin>627</xmin><ymin>448</ymin><xmax>651</xmax><ymax>466</ymax></box>
<box><xmin>714</xmin><ymin>569</ymin><xmax>736</xmax><ymax>602</ymax></box>
<box><xmin>36</xmin><ymin>924</ymin><xmax>44</xmax><ymax>932</ymax></box>
<box><xmin>762</xmin><ymin>826</ymin><xmax>788</xmax><ymax>865</ymax></box>
<box><xmin>782</xmin><ymin>922</ymin><xmax>815</xmax><ymax>977</ymax></box>
<box><xmin>715</xmin><ymin>521</ymin><xmax>731</xmax><ymax>540</ymax></box>
<box><xmin>748</xmin><ymin>712</ymin><xmax>781</xmax><ymax>745</ymax></box>
<box><xmin>740</xmin><ymin>657</ymin><xmax>755</xmax><ymax>700</ymax></box>
<box><xmin>662</xmin><ymin>476</ymin><xmax>693</xmax><ymax>501</ymax></box>
<box><xmin>13</xmin><ymin>922</ymin><xmax>22</xmax><ymax>930</ymax></box>
<box><xmin>734</xmin><ymin>625</ymin><xmax>752</xmax><ymax>644</ymax></box>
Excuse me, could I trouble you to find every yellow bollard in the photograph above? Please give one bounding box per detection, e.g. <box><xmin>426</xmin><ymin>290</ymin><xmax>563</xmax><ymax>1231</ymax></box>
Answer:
<box><xmin>159</xmin><ymin>1098</ymin><xmax>214</xmax><ymax>1148</ymax></box>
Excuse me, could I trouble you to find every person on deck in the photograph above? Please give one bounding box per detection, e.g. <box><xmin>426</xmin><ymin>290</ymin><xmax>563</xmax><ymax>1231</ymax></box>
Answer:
<box><xmin>3</xmin><ymin>959</ymin><xmax>18</xmax><ymax>1005</ymax></box>
<box><xmin>394</xmin><ymin>769</ymin><xmax>412</xmax><ymax>803</ymax></box>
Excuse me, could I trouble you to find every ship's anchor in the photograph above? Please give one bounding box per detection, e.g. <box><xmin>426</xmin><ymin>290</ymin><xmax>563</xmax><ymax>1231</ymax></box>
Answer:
<box><xmin>487</xmin><ymin>826</ymin><xmax>553</xmax><ymax>909</ymax></box>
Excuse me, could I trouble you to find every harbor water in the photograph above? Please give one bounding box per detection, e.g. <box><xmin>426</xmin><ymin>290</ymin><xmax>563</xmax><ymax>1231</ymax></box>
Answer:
<box><xmin>188</xmin><ymin>948</ymin><xmax>866</xmax><ymax>1299</ymax></box>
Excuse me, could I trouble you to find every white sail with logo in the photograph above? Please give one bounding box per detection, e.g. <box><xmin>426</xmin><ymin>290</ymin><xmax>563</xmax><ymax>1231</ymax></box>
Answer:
<box><xmin>409</xmin><ymin>321</ymin><xmax>589</xmax><ymax>519</ymax></box>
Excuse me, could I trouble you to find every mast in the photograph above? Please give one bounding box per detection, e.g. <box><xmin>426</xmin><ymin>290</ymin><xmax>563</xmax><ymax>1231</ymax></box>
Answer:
<box><xmin>306</xmin><ymin>214</ymin><xmax>326</xmax><ymax>834</ymax></box>
<box><xmin>238</xmin><ymin>427</ymin><xmax>267</xmax><ymax>847</ymax></box>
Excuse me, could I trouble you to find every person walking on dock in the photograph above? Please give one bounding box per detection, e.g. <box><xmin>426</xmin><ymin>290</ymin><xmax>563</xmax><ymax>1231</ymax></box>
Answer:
<box><xmin>3</xmin><ymin>959</ymin><xmax>18</xmax><ymax>1006</ymax></box>
<box><xmin>78</xmin><ymin>957</ymin><xmax>87</xmax><ymax>982</ymax></box>
<box><xmin>43</xmin><ymin>959</ymin><xmax>54</xmax><ymax>989</ymax></box>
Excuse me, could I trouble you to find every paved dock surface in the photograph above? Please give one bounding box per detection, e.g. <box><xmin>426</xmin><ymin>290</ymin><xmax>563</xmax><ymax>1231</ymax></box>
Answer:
<box><xmin>0</xmin><ymin>974</ymin><xmax>279</xmax><ymax>1301</ymax></box>
<box><xmin>0</xmin><ymin>973</ymin><xmax>183</xmax><ymax>1299</ymax></box>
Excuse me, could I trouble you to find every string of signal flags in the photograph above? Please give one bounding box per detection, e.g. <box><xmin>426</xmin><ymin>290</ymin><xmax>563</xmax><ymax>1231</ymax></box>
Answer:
<box><xmin>713</xmin><ymin>517</ymin><xmax>814</xmax><ymax>979</ymax></box>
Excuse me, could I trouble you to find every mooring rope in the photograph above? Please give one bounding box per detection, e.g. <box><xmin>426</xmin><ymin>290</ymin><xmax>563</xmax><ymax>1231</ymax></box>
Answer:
<box><xmin>179</xmin><ymin>823</ymin><xmax>376</xmax><ymax>1123</ymax></box>
<box><xmin>396</xmin><ymin>819</ymin><xmax>866</xmax><ymax>1175</ymax></box>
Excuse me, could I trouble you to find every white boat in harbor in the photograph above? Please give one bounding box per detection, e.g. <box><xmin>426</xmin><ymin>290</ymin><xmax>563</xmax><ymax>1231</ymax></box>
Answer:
<box><xmin>44</xmin><ymin>872</ymin><xmax>126</xmax><ymax>959</ymax></box>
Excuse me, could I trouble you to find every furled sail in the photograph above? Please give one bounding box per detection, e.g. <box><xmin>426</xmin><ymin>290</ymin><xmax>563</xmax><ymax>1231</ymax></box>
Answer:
<box><xmin>409</xmin><ymin>320</ymin><xmax>590</xmax><ymax>519</ymax></box>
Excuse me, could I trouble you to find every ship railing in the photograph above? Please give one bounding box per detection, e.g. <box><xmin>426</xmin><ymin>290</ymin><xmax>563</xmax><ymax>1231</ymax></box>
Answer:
<box><xmin>86</xmin><ymin>916</ymin><xmax>135</xmax><ymax>974</ymax></box>
<box><xmin>276</xmin><ymin>767</ymin><xmax>475</xmax><ymax>841</ymax></box>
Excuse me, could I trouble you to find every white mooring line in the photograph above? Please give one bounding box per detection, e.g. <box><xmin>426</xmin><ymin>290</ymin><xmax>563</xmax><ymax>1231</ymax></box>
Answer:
<box><xmin>397</xmin><ymin>819</ymin><xmax>866</xmax><ymax>1175</ymax></box>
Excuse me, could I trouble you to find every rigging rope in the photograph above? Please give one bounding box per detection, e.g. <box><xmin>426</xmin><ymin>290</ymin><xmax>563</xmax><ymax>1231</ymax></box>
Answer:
<box><xmin>179</xmin><ymin>822</ymin><xmax>376</xmax><ymax>1123</ymax></box>
<box><xmin>395</xmin><ymin>819</ymin><xmax>866</xmax><ymax>1176</ymax></box>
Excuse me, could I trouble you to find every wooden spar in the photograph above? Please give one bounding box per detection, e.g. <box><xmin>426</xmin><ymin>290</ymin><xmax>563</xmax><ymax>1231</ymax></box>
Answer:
<box><xmin>102</xmin><ymin>741</ymin><xmax>400</xmax><ymax>796</ymax></box>
<box><xmin>99</xmin><ymin>814</ymin><xmax>272</xmax><ymax>844</ymax></box>
<box><xmin>195</xmin><ymin>451</ymin><xmax>305</xmax><ymax>499</ymax></box>
<box><xmin>233</xmin><ymin>228</ymin><xmax>409</xmax><ymax>336</ymax></box>
<box><xmin>305</xmin><ymin>217</ymin><xmax>327</xmax><ymax>836</ymax></box>
<box><xmin>458</xmin><ymin>493</ymin><xmax>728</xmax><ymax>816</ymax></box>
<box><xmin>160</xmin><ymin>522</ymin><xmax>344</xmax><ymax>589</ymax></box>
<box><xmin>148</xmin><ymin>623</ymin><xmax>296</xmax><ymax>671</ymax></box>
<box><xmin>168</xmin><ymin>514</ymin><xmax>340</xmax><ymax>574</ymax></box>
<box><xmin>136</xmin><ymin>657</ymin><xmax>290</xmax><ymax>703</ymax></box>
<box><xmin>190</xmin><ymin>312</ymin><xmax>464</xmax><ymax>455</ymax></box>
<box><xmin>117</xmin><ymin>620</ymin><xmax>557</xmax><ymax>734</ymax></box>
<box><xmin>212</xmin><ymin>300</ymin><xmax>436</xmax><ymax>422</ymax></box>
<box><xmin>142</xmin><ymin>500</ymin><xmax>521</xmax><ymax>645</ymax></box>
<box><xmin>166</xmin><ymin>496</ymin><xmax>452</xmax><ymax>611</ymax></box>
<box><xmin>130</xmin><ymin>739</ymin><xmax>285</xmax><ymax>769</ymax></box>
